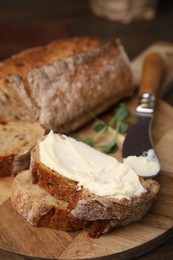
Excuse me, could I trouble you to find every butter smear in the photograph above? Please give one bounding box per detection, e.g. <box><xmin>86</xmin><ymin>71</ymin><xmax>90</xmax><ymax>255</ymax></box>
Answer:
<box><xmin>123</xmin><ymin>149</ymin><xmax>160</xmax><ymax>177</ymax></box>
<box><xmin>39</xmin><ymin>131</ymin><xmax>146</xmax><ymax>199</ymax></box>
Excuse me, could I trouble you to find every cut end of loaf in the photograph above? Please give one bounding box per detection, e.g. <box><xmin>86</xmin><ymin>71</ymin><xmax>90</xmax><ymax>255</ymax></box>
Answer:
<box><xmin>0</xmin><ymin>121</ymin><xmax>45</xmax><ymax>177</ymax></box>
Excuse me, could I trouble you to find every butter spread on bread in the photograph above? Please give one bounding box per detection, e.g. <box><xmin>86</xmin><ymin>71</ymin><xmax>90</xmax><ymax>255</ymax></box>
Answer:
<box><xmin>39</xmin><ymin>131</ymin><xmax>146</xmax><ymax>198</ymax></box>
<box><xmin>12</xmin><ymin>169</ymin><xmax>159</xmax><ymax>237</ymax></box>
<box><xmin>10</xmin><ymin>131</ymin><xmax>160</xmax><ymax>237</ymax></box>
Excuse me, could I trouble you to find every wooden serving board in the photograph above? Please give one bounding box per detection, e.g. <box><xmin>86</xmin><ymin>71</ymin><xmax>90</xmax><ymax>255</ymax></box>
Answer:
<box><xmin>0</xmin><ymin>43</ymin><xmax>173</xmax><ymax>259</ymax></box>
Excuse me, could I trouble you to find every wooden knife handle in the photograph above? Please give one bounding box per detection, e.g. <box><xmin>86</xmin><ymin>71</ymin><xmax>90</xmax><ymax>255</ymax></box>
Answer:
<box><xmin>139</xmin><ymin>52</ymin><xmax>164</xmax><ymax>96</ymax></box>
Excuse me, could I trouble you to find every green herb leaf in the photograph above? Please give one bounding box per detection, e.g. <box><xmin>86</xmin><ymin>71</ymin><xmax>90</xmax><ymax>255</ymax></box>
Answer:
<box><xmin>94</xmin><ymin>123</ymin><xmax>108</xmax><ymax>132</ymax></box>
<box><xmin>84</xmin><ymin>137</ymin><xmax>94</xmax><ymax>146</ymax></box>
<box><xmin>82</xmin><ymin>102</ymin><xmax>131</xmax><ymax>154</ymax></box>
<box><xmin>102</xmin><ymin>140</ymin><xmax>118</xmax><ymax>153</ymax></box>
<box><xmin>119</xmin><ymin>122</ymin><xmax>129</xmax><ymax>133</ymax></box>
<box><xmin>113</xmin><ymin>103</ymin><xmax>131</xmax><ymax>123</ymax></box>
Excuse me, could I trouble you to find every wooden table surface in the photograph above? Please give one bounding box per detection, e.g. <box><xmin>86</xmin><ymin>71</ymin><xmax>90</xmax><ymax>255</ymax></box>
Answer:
<box><xmin>0</xmin><ymin>1</ymin><xmax>173</xmax><ymax>259</ymax></box>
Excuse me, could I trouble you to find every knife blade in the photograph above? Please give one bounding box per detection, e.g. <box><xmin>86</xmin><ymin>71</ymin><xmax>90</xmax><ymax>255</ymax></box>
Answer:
<box><xmin>122</xmin><ymin>52</ymin><xmax>164</xmax><ymax>177</ymax></box>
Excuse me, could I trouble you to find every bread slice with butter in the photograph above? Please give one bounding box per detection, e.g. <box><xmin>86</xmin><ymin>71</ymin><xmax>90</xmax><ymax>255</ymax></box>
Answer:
<box><xmin>30</xmin><ymin>132</ymin><xmax>159</xmax><ymax>226</ymax></box>
<box><xmin>11</xmin><ymin>169</ymin><xmax>159</xmax><ymax>238</ymax></box>
<box><xmin>2</xmin><ymin>37</ymin><xmax>134</xmax><ymax>133</ymax></box>
<box><xmin>0</xmin><ymin>121</ymin><xmax>45</xmax><ymax>177</ymax></box>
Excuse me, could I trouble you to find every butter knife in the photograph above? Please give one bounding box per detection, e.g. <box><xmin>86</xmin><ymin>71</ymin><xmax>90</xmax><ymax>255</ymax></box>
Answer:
<box><xmin>122</xmin><ymin>52</ymin><xmax>164</xmax><ymax>177</ymax></box>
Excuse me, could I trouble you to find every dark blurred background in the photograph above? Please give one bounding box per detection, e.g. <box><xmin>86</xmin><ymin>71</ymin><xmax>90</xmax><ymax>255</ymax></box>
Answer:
<box><xmin>0</xmin><ymin>1</ymin><xmax>173</xmax><ymax>259</ymax></box>
<box><xmin>0</xmin><ymin>0</ymin><xmax>173</xmax><ymax>60</ymax></box>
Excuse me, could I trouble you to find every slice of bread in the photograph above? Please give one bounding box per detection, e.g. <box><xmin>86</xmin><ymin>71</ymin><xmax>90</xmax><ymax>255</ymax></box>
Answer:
<box><xmin>11</xmin><ymin>170</ymin><xmax>90</xmax><ymax>232</ymax></box>
<box><xmin>0</xmin><ymin>121</ymin><xmax>45</xmax><ymax>177</ymax></box>
<box><xmin>31</xmin><ymin>138</ymin><xmax>159</xmax><ymax>222</ymax></box>
<box><xmin>3</xmin><ymin>37</ymin><xmax>134</xmax><ymax>133</ymax></box>
<box><xmin>11</xmin><ymin>170</ymin><xmax>159</xmax><ymax>238</ymax></box>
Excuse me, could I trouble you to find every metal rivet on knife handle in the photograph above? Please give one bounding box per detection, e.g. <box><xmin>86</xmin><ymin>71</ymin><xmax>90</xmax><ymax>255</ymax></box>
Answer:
<box><xmin>139</xmin><ymin>52</ymin><xmax>165</xmax><ymax>96</ymax></box>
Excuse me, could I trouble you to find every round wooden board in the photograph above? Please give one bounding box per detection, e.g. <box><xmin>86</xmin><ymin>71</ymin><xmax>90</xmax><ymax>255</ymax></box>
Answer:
<box><xmin>0</xmin><ymin>100</ymin><xmax>173</xmax><ymax>259</ymax></box>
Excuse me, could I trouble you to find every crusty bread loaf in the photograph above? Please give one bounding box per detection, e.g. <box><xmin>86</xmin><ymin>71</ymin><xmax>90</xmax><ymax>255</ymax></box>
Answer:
<box><xmin>11</xmin><ymin>170</ymin><xmax>159</xmax><ymax>238</ymax></box>
<box><xmin>0</xmin><ymin>121</ymin><xmax>44</xmax><ymax>176</ymax></box>
<box><xmin>31</xmin><ymin>141</ymin><xmax>159</xmax><ymax>222</ymax></box>
<box><xmin>2</xmin><ymin>37</ymin><xmax>134</xmax><ymax>133</ymax></box>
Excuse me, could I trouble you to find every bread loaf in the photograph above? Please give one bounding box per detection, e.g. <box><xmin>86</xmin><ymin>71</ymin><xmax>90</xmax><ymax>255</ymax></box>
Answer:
<box><xmin>0</xmin><ymin>37</ymin><xmax>102</xmax><ymax>123</ymax></box>
<box><xmin>0</xmin><ymin>121</ymin><xmax>44</xmax><ymax>176</ymax></box>
<box><xmin>0</xmin><ymin>37</ymin><xmax>133</xmax><ymax>133</ymax></box>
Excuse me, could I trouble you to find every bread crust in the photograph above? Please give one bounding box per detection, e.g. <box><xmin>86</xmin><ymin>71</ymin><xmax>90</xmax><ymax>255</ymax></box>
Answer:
<box><xmin>69</xmin><ymin>178</ymin><xmax>159</xmax><ymax>221</ymax></box>
<box><xmin>0</xmin><ymin>37</ymin><xmax>103</xmax><ymax>79</ymax></box>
